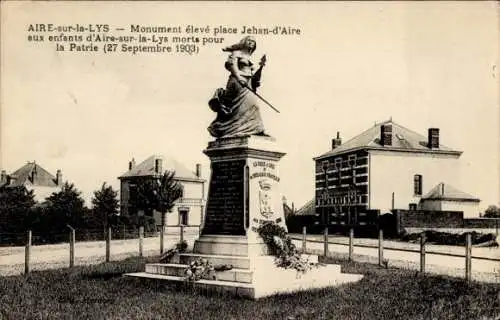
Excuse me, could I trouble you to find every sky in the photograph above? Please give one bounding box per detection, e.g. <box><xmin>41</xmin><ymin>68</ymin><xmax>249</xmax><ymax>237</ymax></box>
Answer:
<box><xmin>1</xmin><ymin>1</ymin><xmax>498</xmax><ymax>211</ymax></box>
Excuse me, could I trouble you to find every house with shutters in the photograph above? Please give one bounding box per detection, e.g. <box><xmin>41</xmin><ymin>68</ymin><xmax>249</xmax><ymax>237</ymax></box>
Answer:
<box><xmin>117</xmin><ymin>155</ymin><xmax>206</xmax><ymax>233</ymax></box>
<box><xmin>0</xmin><ymin>161</ymin><xmax>63</xmax><ymax>202</ymax></box>
<box><xmin>312</xmin><ymin>119</ymin><xmax>480</xmax><ymax>228</ymax></box>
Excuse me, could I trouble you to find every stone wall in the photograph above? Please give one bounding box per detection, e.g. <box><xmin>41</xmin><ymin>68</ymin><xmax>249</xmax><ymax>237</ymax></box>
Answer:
<box><xmin>394</xmin><ymin>209</ymin><xmax>464</xmax><ymax>233</ymax></box>
<box><xmin>463</xmin><ymin>218</ymin><xmax>500</xmax><ymax>229</ymax></box>
<box><xmin>394</xmin><ymin>210</ymin><xmax>500</xmax><ymax>234</ymax></box>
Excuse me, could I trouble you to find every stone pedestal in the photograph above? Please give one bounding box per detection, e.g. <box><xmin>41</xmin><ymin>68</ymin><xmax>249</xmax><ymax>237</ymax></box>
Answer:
<box><xmin>201</xmin><ymin>135</ymin><xmax>287</xmax><ymax>247</ymax></box>
<box><xmin>125</xmin><ymin>135</ymin><xmax>363</xmax><ymax>299</ymax></box>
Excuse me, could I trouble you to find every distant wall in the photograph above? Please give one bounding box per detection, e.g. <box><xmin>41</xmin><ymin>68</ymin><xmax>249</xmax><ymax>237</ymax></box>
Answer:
<box><xmin>464</xmin><ymin>218</ymin><xmax>500</xmax><ymax>229</ymax></box>
<box><xmin>394</xmin><ymin>210</ymin><xmax>500</xmax><ymax>234</ymax></box>
<box><xmin>394</xmin><ymin>209</ymin><xmax>464</xmax><ymax>233</ymax></box>
<box><xmin>405</xmin><ymin>227</ymin><xmax>498</xmax><ymax>235</ymax></box>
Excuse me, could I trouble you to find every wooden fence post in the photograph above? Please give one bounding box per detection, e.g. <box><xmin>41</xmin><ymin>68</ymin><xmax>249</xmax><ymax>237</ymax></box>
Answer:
<box><xmin>302</xmin><ymin>226</ymin><xmax>307</xmax><ymax>253</ymax></box>
<box><xmin>349</xmin><ymin>228</ymin><xmax>354</xmax><ymax>261</ymax></box>
<box><xmin>69</xmin><ymin>228</ymin><xmax>75</xmax><ymax>268</ymax></box>
<box><xmin>160</xmin><ymin>225</ymin><xmax>165</xmax><ymax>254</ymax></box>
<box><xmin>106</xmin><ymin>227</ymin><xmax>111</xmax><ymax>262</ymax></box>
<box><xmin>180</xmin><ymin>225</ymin><xmax>185</xmax><ymax>244</ymax></box>
<box><xmin>139</xmin><ymin>226</ymin><xmax>144</xmax><ymax>258</ymax></box>
<box><xmin>25</xmin><ymin>230</ymin><xmax>32</xmax><ymax>274</ymax></box>
<box><xmin>420</xmin><ymin>232</ymin><xmax>426</xmax><ymax>273</ymax></box>
<box><xmin>378</xmin><ymin>229</ymin><xmax>384</xmax><ymax>267</ymax></box>
<box><xmin>465</xmin><ymin>233</ymin><xmax>472</xmax><ymax>282</ymax></box>
<box><xmin>323</xmin><ymin>227</ymin><xmax>328</xmax><ymax>257</ymax></box>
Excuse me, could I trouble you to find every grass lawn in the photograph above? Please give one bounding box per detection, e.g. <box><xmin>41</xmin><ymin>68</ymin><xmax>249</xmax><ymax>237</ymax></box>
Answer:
<box><xmin>1</xmin><ymin>256</ymin><xmax>499</xmax><ymax>320</ymax></box>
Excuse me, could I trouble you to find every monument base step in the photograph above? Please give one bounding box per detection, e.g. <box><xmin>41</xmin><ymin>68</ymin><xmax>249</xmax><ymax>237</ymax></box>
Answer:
<box><xmin>124</xmin><ymin>272</ymin><xmax>255</xmax><ymax>298</ymax></box>
<box><xmin>125</xmin><ymin>257</ymin><xmax>363</xmax><ymax>299</ymax></box>
<box><xmin>145</xmin><ymin>263</ymin><xmax>253</xmax><ymax>283</ymax></box>
<box><xmin>193</xmin><ymin>235</ymin><xmax>269</xmax><ymax>257</ymax></box>
<box><xmin>176</xmin><ymin>253</ymin><xmax>252</xmax><ymax>269</ymax></box>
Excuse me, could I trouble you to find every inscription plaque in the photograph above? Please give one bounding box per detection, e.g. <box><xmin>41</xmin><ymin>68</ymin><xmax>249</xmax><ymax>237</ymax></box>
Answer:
<box><xmin>202</xmin><ymin>160</ymin><xmax>246</xmax><ymax>235</ymax></box>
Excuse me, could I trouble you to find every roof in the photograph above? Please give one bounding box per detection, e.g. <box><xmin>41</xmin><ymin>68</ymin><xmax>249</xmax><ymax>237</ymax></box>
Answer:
<box><xmin>283</xmin><ymin>202</ymin><xmax>294</xmax><ymax>218</ymax></box>
<box><xmin>421</xmin><ymin>182</ymin><xmax>480</xmax><ymax>202</ymax></box>
<box><xmin>118</xmin><ymin>155</ymin><xmax>202</xmax><ymax>181</ymax></box>
<box><xmin>314</xmin><ymin>119</ymin><xmax>462</xmax><ymax>160</ymax></box>
<box><xmin>2</xmin><ymin>162</ymin><xmax>59</xmax><ymax>188</ymax></box>
<box><xmin>295</xmin><ymin>199</ymin><xmax>316</xmax><ymax>216</ymax></box>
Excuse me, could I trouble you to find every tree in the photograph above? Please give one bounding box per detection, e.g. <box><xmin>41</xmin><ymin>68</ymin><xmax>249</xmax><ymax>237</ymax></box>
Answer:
<box><xmin>484</xmin><ymin>205</ymin><xmax>500</xmax><ymax>218</ymax></box>
<box><xmin>44</xmin><ymin>182</ymin><xmax>86</xmax><ymax>231</ymax></box>
<box><xmin>131</xmin><ymin>171</ymin><xmax>183</xmax><ymax>252</ymax></box>
<box><xmin>132</xmin><ymin>171</ymin><xmax>183</xmax><ymax>220</ymax></box>
<box><xmin>0</xmin><ymin>186</ymin><xmax>36</xmax><ymax>234</ymax></box>
<box><xmin>91</xmin><ymin>182</ymin><xmax>119</xmax><ymax>228</ymax></box>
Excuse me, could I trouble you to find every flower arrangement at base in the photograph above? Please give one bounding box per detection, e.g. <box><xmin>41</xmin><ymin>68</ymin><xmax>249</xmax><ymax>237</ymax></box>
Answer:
<box><xmin>184</xmin><ymin>258</ymin><xmax>216</xmax><ymax>281</ymax></box>
<box><xmin>184</xmin><ymin>258</ymin><xmax>234</xmax><ymax>282</ymax></box>
<box><xmin>257</xmin><ymin>221</ymin><xmax>320</xmax><ymax>275</ymax></box>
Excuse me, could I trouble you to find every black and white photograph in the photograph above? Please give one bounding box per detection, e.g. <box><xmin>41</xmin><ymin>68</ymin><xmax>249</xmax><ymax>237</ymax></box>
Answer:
<box><xmin>0</xmin><ymin>1</ymin><xmax>499</xmax><ymax>319</ymax></box>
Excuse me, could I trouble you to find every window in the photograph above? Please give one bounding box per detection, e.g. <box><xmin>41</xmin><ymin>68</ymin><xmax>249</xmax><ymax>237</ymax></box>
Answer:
<box><xmin>409</xmin><ymin>203</ymin><xmax>417</xmax><ymax>211</ymax></box>
<box><xmin>348</xmin><ymin>155</ymin><xmax>357</xmax><ymax>167</ymax></box>
<box><xmin>414</xmin><ymin>174</ymin><xmax>422</xmax><ymax>195</ymax></box>
<box><xmin>322</xmin><ymin>160</ymin><xmax>329</xmax><ymax>172</ymax></box>
<box><xmin>179</xmin><ymin>209</ymin><xmax>189</xmax><ymax>226</ymax></box>
<box><xmin>336</xmin><ymin>158</ymin><xmax>342</xmax><ymax>186</ymax></box>
<box><xmin>334</xmin><ymin>158</ymin><xmax>342</xmax><ymax>170</ymax></box>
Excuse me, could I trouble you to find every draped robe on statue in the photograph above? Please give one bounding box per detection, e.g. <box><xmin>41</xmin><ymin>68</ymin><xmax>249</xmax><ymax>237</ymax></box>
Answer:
<box><xmin>208</xmin><ymin>51</ymin><xmax>266</xmax><ymax>138</ymax></box>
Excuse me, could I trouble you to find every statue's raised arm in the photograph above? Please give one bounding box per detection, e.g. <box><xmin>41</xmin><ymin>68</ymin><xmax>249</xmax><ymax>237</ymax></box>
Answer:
<box><xmin>207</xmin><ymin>36</ymin><xmax>269</xmax><ymax>139</ymax></box>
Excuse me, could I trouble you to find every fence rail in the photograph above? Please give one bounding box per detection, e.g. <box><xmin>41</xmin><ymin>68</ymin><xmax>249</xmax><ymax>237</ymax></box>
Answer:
<box><xmin>293</xmin><ymin>227</ymin><xmax>500</xmax><ymax>282</ymax></box>
<box><xmin>7</xmin><ymin>225</ymin><xmax>200</xmax><ymax>275</ymax></box>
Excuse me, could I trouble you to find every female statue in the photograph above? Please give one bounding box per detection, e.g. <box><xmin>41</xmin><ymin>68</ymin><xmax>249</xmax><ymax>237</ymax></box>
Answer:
<box><xmin>207</xmin><ymin>36</ymin><xmax>268</xmax><ymax>138</ymax></box>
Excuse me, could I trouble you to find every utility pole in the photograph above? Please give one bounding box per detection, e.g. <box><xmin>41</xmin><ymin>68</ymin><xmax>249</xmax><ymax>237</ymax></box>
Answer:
<box><xmin>322</xmin><ymin>161</ymin><xmax>329</xmax><ymax>231</ymax></box>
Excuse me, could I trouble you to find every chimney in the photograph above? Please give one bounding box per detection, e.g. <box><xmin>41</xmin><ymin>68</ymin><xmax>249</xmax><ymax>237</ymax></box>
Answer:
<box><xmin>380</xmin><ymin>124</ymin><xmax>393</xmax><ymax>146</ymax></box>
<box><xmin>155</xmin><ymin>158</ymin><xmax>162</xmax><ymax>174</ymax></box>
<box><xmin>0</xmin><ymin>170</ymin><xmax>6</xmax><ymax>184</ymax></box>
<box><xmin>441</xmin><ymin>183</ymin><xmax>445</xmax><ymax>196</ymax></box>
<box><xmin>331</xmin><ymin>131</ymin><xmax>342</xmax><ymax>149</ymax></box>
<box><xmin>128</xmin><ymin>158</ymin><xmax>136</xmax><ymax>170</ymax></box>
<box><xmin>56</xmin><ymin>169</ymin><xmax>62</xmax><ymax>186</ymax></box>
<box><xmin>195</xmin><ymin>163</ymin><xmax>202</xmax><ymax>178</ymax></box>
<box><xmin>428</xmin><ymin>128</ymin><xmax>440</xmax><ymax>149</ymax></box>
<box><xmin>31</xmin><ymin>164</ymin><xmax>37</xmax><ymax>182</ymax></box>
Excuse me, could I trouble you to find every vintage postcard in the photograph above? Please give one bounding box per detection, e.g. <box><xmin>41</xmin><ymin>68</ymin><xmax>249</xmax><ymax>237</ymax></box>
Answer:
<box><xmin>0</xmin><ymin>1</ymin><xmax>499</xmax><ymax>319</ymax></box>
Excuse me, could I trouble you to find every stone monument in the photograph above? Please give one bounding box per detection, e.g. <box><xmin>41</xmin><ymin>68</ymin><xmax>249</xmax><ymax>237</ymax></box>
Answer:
<box><xmin>125</xmin><ymin>36</ymin><xmax>363</xmax><ymax>298</ymax></box>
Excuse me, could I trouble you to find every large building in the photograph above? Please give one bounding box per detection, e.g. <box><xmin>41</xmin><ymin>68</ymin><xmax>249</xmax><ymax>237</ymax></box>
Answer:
<box><xmin>0</xmin><ymin>161</ymin><xmax>63</xmax><ymax>202</ymax></box>
<box><xmin>118</xmin><ymin>155</ymin><xmax>206</xmax><ymax>232</ymax></box>
<box><xmin>313</xmin><ymin>119</ymin><xmax>480</xmax><ymax>228</ymax></box>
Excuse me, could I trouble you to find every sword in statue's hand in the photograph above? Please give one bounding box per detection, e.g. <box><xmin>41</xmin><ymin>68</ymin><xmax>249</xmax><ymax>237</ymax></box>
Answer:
<box><xmin>243</xmin><ymin>83</ymin><xmax>280</xmax><ymax>114</ymax></box>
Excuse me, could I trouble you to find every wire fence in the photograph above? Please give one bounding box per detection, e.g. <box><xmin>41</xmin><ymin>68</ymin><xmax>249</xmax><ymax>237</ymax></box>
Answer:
<box><xmin>291</xmin><ymin>226</ymin><xmax>500</xmax><ymax>283</ymax></box>
<box><xmin>0</xmin><ymin>225</ymin><xmax>200</xmax><ymax>275</ymax></box>
<box><xmin>0</xmin><ymin>228</ymin><xmax>161</xmax><ymax>246</ymax></box>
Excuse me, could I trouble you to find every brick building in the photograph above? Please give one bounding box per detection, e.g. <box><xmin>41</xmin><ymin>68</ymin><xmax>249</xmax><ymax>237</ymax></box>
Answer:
<box><xmin>313</xmin><ymin>119</ymin><xmax>479</xmax><ymax>229</ymax></box>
